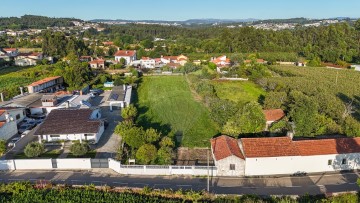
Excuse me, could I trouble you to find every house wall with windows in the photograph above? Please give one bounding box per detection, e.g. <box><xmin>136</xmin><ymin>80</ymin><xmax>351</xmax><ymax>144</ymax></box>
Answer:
<box><xmin>244</xmin><ymin>153</ymin><xmax>360</xmax><ymax>176</ymax></box>
<box><xmin>0</xmin><ymin>108</ymin><xmax>26</xmax><ymax>124</ymax></box>
<box><xmin>214</xmin><ymin>155</ymin><xmax>245</xmax><ymax>176</ymax></box>
<box><xmin>0</xmin><ymin>121</ymin><xmax>17</xmax><ymax>141</ymax></box>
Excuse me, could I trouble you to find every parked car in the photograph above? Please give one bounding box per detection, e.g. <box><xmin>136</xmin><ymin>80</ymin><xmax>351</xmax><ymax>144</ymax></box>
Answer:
<box><xmin>21</xmin><ymin>130</ymin><xmax>31</xmax><ymax>137</ymax></box>
<box><xmin>18</xmin><ymin>124</ymin><xmax>31</xmax><ymax>134</ymax></box>
<box><xmin>7</xmin><ymin>137</ymin><xmax>20</xmax><ymax>148</ymax></box>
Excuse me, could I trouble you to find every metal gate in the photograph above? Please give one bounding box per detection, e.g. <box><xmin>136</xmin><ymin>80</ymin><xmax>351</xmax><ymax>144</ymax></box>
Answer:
<box><xmin>90</xmin><ymin>159</ymin><xmax>109</xmax><ymax>168</ymax></box>
<box><xmin>51</xmin><ymin>159</ymin><xmax>57</xmax><ymax>168</ymax></box>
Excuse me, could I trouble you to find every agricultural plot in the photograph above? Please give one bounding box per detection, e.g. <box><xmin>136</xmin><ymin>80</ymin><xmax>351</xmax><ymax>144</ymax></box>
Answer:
<box><xmin>136</xmin><ymin>76</ymin><xmax>219</xmax><ymax>148</ymax></box>
<box><xmin>211</xmin><ymin>80</ymin><xmax>266</xmax><ymax>103</ymax></box>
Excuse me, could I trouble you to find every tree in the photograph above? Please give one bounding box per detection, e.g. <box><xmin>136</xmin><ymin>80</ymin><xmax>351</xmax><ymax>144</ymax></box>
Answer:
<box><xmin>0</xmin><ymin>140</ymin><xmax>6</xmax><ymax>156</ymax></box>
<box><xmin>343</xmin><ymin>116</ymin><xmax>360</xmax><ymax>137</ymax></box>
<box><xmin>209</xmin><ymin>98</ymin><xmax>239</xmax><ymax>126</ymax></box>
<box><xmin>157</xmin><ymin>147</ymin><xmax>172</xmax><ymax>165</ymax></box>
<box><xmin>143</xmin><ymin>128</ymin><xmax>161</xmax><ymax>144</ymax></box>
<box><xmin>289</xmin><ymin>91</ymin><xmax>319</xmax><ymax>136</ymax></box>
<box><xmin>122</xmin><ymin>126</ymin><xmax>145</xmax><ymax>149</ymax></box>
<box><xmin>159</xmin><ymin>137</ymin><xmax>174</xmax><ymax>148</ymax></box>
<box><xmin>223</xmin><ymin>102</ymin><xmax>266</xmax><ymax>136</ymax></box>
<box><xmin>264</xmin><ymin>91</ymin><xmax>287</xmax><ymax>109</ymax></box>
<box><xmin>136</xmin><ymin>144</ymin><xmax>157</xmax><ymax>164</ymax></box>
<box><xmin>307</xmin><ymin>56</ymin><xmax>322</xmax><ymax>67</ymax></box>
<box><xmin>24</xmin><ymin>142</ymin><xmax>44</xmax><ymax>158</ymax></box>
<box><xmin>121</xmin><ymin>104</ymin><xmax>137</xmax><ymax>121</ymax></box>
<box><xmin>70</xmin><ymin>141</ymin><xmax>89</xmax><ymax>157</ymax></box>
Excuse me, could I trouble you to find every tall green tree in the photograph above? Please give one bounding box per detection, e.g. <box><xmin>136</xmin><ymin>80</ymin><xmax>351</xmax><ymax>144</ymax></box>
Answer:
<box><xmin>136</xmin><ymin>144</ymin><xmax>157</xmax><ymax>164</ymax></box>
<box><xmin>223</xmin><ymin>102</ymin><xmax>266</xmax><ymax>136</ymax></box>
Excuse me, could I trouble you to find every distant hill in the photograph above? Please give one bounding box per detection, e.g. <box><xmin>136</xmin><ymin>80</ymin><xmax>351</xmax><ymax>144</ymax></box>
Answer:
<box><xmin>0</xmin><ymin>15</ymin><xmax>82</xmax><ymax>30</ymax></box>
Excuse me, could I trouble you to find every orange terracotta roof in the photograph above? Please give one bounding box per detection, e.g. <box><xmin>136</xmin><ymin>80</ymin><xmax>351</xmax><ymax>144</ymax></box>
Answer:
<box><xmin>0</xmin><ymin>110</ymin><xmax>5</xmax><ymax>117</ymax></box>
<box><xmin>0</xmin><ymin>121</ymin><xmax>5</xmax><ymax>128</ymax></box>
<box><xmin>28</xmin><ymin>76</ymin><xmax>62</xmax><ymax>87</ymax></box>
<box><xmin>3</xmin><ymin>48</ymin><xmax>17</xmax><ymax>52</ymax></box>
<box><xmin>295</xmin><ymin>138</ymin><xmax>360</xmax><ymax>156</ymax></box>
<box><xmin>211</xmin><ymin>135</ymin><xmax>244</xmax><ymax>161</ymax></box>
<box><xmin>89</xmin><ymin>59</ymin><xmax>105</xmax><ymax>64</ymax></box>
<box><xmin>263</xmin><ymin>109</ymin><xmax>285</xmax><ymax>122</ymax></box>
<box><xmin>241</xmin><ymin>137</ymin><xmax>300</xmax><ymax>158</ymax></box>
<box><xmin>29</xmin><ymin>52</ymin><xmax>42</xmax><ymax>56</ymax></box>
<box><xmin>114</xmin><ymin>50</ymin><xmax>136</xmax><ymax>57</ymax></box>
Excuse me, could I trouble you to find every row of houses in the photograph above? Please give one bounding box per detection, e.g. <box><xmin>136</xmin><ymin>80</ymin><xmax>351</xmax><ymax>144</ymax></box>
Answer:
<box><xmin>0</xmin><ymin>48</ymin><xmax>52</xmax><ymax>66</ymax></box>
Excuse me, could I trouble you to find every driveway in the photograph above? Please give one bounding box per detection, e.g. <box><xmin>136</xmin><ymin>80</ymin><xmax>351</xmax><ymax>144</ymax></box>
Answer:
<box><xmin>94</xmin><ymin>91</ymin><xmax>122</xmax><ymax>158</ymax></box>
<box><xmin>4</xmin><ymin>125</ymin><xmax>38</xmax><ymax>159</ymax></box>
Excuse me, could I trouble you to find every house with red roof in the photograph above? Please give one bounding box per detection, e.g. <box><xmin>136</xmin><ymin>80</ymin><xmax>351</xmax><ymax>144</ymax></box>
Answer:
<box><xmin>89</xmin><ymin>58</ymin><xmax>105</xmax><ymax>69</ymax></box>
<box><xmin>27</xmin><ymin>76</ymin><xmax>64</xmax><ymax>94</ymax></box>
<box><xmin>263</xmin><ymin>109</ymin><xmax>286</xmax><ymax>130</ymax></box>
<box><xmin>114</xmin><ymin>50</ymin><xmax>136</xmax><ymax>65</ymax></box>
<box><xmin>2</xmin><ymin>48</ymin><xmax>19</xmax><ymax>57</ymax></box>
<box><xmin>211</xmin><ymin>135</ymin><xmax>360</xmax><ymax>176</ymax></box>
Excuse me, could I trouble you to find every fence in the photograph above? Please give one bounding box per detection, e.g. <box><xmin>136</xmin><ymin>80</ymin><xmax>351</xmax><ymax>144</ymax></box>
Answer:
<box><xmin>0</xmin><ymin>158</ymin><xmax>218</xmax><ymax>176</ymax></box>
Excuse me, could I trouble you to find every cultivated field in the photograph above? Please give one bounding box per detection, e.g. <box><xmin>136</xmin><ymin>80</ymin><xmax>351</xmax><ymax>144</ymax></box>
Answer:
<box><xmin>211</xmin><ymin>80</ymin><xmax>266</xmax><ymax>103</ymax></box>
<box><xmin>136</xmin><ymin>76</ymin><xmax>219</xmax><ymax>147</ymax></box>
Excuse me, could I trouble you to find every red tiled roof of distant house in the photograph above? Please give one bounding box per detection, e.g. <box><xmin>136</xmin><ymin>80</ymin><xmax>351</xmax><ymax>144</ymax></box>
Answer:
<box><xmin>103</xmin><ymin>41</ymin><xmax>114</xmax><ymax>46</ymax></box>
<box><xmin>0</xmin><ymin>121</ymin><xmax>5</xmax><ymax>128</ymax></box>
<box><xmin>263</xmin><ymin>109</ymin><xmax>285</xmax><ymax>122</ymax></box>
<box><xmin>114</xmin><ymin>50</ymin><xmax>136</xmax><ymax>57</ymax></box>
<box><xmin>211</xmin><ymin>135</ymin><xmax>244</xmax><ymax>161</ymax></box>
<box><xmin>295</xmin><ymin>138</ymin><xmax>360</xmax><ymax>156</ymax></box>
<box><xmin>3</xmin><ymin>48</ymin><xmax>17</xmax><ymax>52</ymax></box>
<box><xmin>141</xmin><ymin>57</ymin><xmax>151</xmax><ymax>60</ymax></box>
<box><xmin>29</xmin><ymin>52</ymin><xmax>42</xmax><ymax>56</ymax></box>
<box><xmin>89</xmin><ymin>59</ymin><xmax>105</xmax><ymax>64</ymax></box>
<box><xmin>211</xmin><ymin>55</ymin><xmax>231</xmax><ymax>64</ymax></box>
<box><xmin>28</xmin><ymin>76</ymin><xmax>62</xmax><ymax>87</ymax></box>
<box><xmin>241</xmin><ymin>137</ymin><xmax>300</xmax><ymax>158</ymax></box>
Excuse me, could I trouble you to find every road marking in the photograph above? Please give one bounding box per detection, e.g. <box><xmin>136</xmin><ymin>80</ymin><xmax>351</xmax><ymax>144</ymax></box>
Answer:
<box><xmin>349</xmin><ymin>182</ymin><xmax>356</xmax><ymax>185</ymax></box>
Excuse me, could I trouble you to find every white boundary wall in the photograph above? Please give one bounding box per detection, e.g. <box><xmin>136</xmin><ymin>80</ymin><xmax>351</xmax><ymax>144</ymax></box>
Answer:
<box><xmin>109</xmin><ymin>159</ymin><xmax>218</xmax><ymax>176</ymax></box>
<box><xmin>56</xmin><ymin>159</ymin><xmax>91</xmax><ymax>169</ymax></box>
<box><xmin>14</xmin><ymin>159</ymin><xmax>53</xmax><ymax>170</ymax></box>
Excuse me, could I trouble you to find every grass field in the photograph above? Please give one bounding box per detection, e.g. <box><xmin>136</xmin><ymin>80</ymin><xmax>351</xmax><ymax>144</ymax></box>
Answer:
<box><xmin>211</xmin><ymin>80</ymin><xmax>266</xmax><ymax>103</ymax></box>
<box><xmin>136</xmin><ymin>76</ymin><xmax>219</xmax><ymax>147</ymax></box>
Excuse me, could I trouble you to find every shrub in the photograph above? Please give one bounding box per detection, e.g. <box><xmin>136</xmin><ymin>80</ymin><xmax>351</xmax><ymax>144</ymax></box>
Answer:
<box><xmin>70</xmin><ymin>141</ymin><xmax>89</xmax><ymax>157</ymax></box>
<box><xmin>24</xmin><ymin>142</ymin><xmax>45</xmax><ymax>158</ymax></box>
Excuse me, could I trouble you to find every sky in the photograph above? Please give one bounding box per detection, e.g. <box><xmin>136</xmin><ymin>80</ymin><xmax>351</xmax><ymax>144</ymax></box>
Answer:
<box><xmin>0</xmin><ymin>0</ymin><xmax>359</xmax><ymax>21</ymax></box>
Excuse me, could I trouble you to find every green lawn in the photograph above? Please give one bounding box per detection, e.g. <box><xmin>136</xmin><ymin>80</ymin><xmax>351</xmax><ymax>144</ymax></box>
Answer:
<box><xmin>211</xmin><ymin>80</ymin><xmax>266</xmax><ymax>103</ymax></box>
<box><xmin>136</xmin><ymin>76</ymin><xmax>219</xmax><ymax>147</ymax></box>
<box><xmin>67</xmin><ymin>150</ymin><xmax>97</xmax><ymax>158</ymax></box>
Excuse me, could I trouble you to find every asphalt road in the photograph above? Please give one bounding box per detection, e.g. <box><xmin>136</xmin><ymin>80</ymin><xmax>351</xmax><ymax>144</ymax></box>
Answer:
<box><xmin>0</xmin><ymin>169</ymin><xmax>358</xmax><ymax>195</ymax></box>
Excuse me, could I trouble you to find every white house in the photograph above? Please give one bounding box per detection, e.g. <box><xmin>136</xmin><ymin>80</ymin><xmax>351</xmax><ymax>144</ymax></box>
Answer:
<box><xmin>140</xmin><ymin>57</ymin><xmax>156</xmax><ymax>68</ymax></box>
<box><xmin>114</xmin><ymin>50</ymin><xmax>136</xmax><ymax>65</ymax></box>
<box><xmin>351</xmin><ymin>65</ymin><xmax>360</xmax><ymax>71</ymax></box>
<box><xmin>89</xmin><ymin>59</ymin><xmax>105</xmax><ymax>69</ymax></box>
<box><xmin>211</xmin><ymin>136</ymin><xmax>245</xmax><ymax>176</ymax></box>
<box><xmin>2</xmin><ymin>48</ymin><xmax>19</xmax><ymax>57</ymax></box>
<box><xmin>0</xmin><ymin>107</ymin><xmax>26</xmax><ymax>124</ymax></box>
<box><xmin>15</xmin><ymin>58</ymin><xmax>38</xmax><ymax>66</ymax></box>
<box><xmin>211</xmin><ymin>135</ymin><xmax>360</xmax><ymax>176</ymax></box>
<box><xmin>34</xmin><ymin>108</ymin><xmax>104</xmax><ymax>144</ymax></box>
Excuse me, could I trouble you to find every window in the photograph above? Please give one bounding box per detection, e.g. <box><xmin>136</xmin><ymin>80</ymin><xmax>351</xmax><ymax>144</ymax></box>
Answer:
<box><xmin>342</xmin><ymin>159</ymin><xmax>347</xmax><ymax>165</ymax></box>
<box><xmin>230</xmin><ymin>164</ymin><xmax>235</xmax><ymax>170</ymax></box>
<box><xmin>328</xmin><ymin>160</ymin><xmax>332</xmax><ymax>165</ymax></box>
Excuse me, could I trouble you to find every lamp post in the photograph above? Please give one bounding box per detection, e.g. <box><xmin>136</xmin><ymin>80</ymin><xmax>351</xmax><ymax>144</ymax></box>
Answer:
<box><xmin>207</xmin><ymin>147</ymin><xmax>210</xmax><ymax>192</ymax></box>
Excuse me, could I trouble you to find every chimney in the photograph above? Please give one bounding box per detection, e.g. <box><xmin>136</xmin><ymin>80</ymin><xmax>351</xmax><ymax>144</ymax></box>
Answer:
<box><xmin>20</xmin><ymin>87</ymin><xmax>24</xmax><ymax>95</ymax></box>
<box><xmin>0</xmin><ymin>92</ymin><xmax>4</xmax><ymax>102</ymax></box>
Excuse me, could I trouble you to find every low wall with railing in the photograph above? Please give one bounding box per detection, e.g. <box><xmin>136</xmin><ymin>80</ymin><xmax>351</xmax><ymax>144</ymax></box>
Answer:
<box><xmin>0</xmin><ymin>158</ymin><xmax>218</xmax><ymax>176</ymax></box>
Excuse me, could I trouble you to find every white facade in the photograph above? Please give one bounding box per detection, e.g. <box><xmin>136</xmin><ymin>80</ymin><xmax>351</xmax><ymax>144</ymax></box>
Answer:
<box><xmin>0</xmin><ymin>108</ymin><xmax>26</xmax><ymax>124</ymax></box>
<box><xmin>15</xmin><ymin>58</ymin><xmax>37</xmax><ymax>66</ymax></box>
<box><xmin>244</xmin><ymin>153</ymin><xmax>360</xmax><ymax>176</ymax></box>
<box><xmin>140</xmin><ymin>58</ymin><xmax>156</xmax><ymax>68</ymax></box>
<box><xmin>41</xmin><ymin>124</ymin><xmax>104</xmax><ymax>144</ymax></box>
<box><xmin>0</xmin><ymin>121</ymin><xmax>17</xmax><ymax>141</ymax></box>
<box><xmin>214</xmin><ymin>155</ymin><xmax>245</xmax><ymax>176</ymax></box>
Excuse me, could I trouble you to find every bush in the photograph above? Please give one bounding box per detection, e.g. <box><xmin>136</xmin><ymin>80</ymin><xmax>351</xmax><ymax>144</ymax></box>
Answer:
<box><xmin>70</xmin><ymin>141</ymin><xmax>89</xmax><ymax>157</ymax></box>
<box><xmin>24</xmin><ymin>142</ymin><xmax>45</xmax><ymax>158</ymax></box>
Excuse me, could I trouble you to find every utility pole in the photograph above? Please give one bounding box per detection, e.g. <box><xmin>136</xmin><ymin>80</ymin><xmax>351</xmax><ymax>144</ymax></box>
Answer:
<box><xmin>207</xmin><ymin>148</ymin><xmax>210</xmax><ymax>192</ymax></box>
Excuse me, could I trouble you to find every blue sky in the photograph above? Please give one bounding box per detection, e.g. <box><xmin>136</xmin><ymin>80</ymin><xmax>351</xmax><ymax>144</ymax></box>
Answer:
<box><xmin>1</xmin><ymin>0</ymin><xmax>359</xmax><ymax>21</ymax></box>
